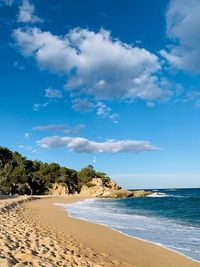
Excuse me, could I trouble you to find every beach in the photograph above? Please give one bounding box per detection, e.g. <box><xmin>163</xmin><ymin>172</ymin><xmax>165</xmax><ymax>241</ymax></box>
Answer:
<box><xmin>0</xmin><ymin>196</ymin><xmax>200</xmax><ymax>267</ymax></box>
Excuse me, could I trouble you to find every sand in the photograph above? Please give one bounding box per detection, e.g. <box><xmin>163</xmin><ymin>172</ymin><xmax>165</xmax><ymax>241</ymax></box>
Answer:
<box><xmin>0</xmin><ymin>195</ymin><xmax>200</xmax><ymax>267</ymax></box>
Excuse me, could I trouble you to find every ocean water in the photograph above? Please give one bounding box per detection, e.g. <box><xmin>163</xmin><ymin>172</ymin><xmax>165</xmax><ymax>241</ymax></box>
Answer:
<box><xmin>56</xmin><ymin>188</ymin><xmax>200</xmax><ymax>262</ymax></box>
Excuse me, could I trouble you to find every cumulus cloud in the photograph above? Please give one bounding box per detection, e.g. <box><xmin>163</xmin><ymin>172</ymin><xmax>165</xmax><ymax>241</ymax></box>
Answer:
<box><xmin>32</xmin><ymin>123</ymin><xmax>85</xmax><ymax>134</ymax></box>
<box><xmin>17</xmin><ymin>0</ymin><xmax>42</xmax><ymax>23</ymax></box>
<box><xmin>37</xmin><ymin>136</ymin><xmax>160</xmax><ymax>153</ymax></box>
<box><xmin>96</xmin><ymin>102</ymin><xmax>119</xmax><ymax>122</ymax></box>
<box><xmin>161</xmin><ymin>0</ymin><xmax>200</xmax><ymax>72</ymax></box>
<box><xmin>72</xmin><ymin>98</ymin><xmax>95</xmax><ymax>113</ymax></box>
<box><xmin>71</xmin><ymin>98</ymin><xmax>118</xmax><ymax>122</ymax></box>
<box><xmin>13</xmin><ymin>27</ymin><xmax>172</xmax><ymax>102</ymax></box>
<box><xmin>45</xmin><ymin>87</ymin><xmax>63</xmax><ymax>99</ymax></box>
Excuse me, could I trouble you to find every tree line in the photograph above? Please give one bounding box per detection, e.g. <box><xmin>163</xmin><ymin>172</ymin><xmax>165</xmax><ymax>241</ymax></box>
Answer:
<box><xmin>0</xmin><ymin>146</ymin><xmax>110</xmax><ymax>195</ymax></box>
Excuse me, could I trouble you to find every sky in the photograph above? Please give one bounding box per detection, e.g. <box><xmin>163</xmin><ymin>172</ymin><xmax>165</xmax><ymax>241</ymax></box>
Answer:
<box><xmin>0</xmin><ymin>0</ymin><xmax>200</xmax><ymax>189</ymax></box>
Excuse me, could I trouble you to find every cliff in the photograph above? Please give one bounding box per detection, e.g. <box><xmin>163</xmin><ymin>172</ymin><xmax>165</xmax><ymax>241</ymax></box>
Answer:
<box><xmin>48</xmin><ymin>183</ymin><xmax>69</xmax><ymax>196</ymax></box>
<box><xmin>79</xmin><ymin>178</ymin><xmax>150</xmax><ymax>198</ymax></box>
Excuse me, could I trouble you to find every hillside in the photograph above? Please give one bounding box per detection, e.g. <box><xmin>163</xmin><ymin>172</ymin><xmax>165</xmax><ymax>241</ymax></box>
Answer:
<box><xmin>0</xmin><ymin>146</ymin><xmax>110</xmax><ymax>195</ymax></box>
<box><xmin>0</xmin><ymin>146</ymin><xmax>150</xmax><ymax>198</ymax></box>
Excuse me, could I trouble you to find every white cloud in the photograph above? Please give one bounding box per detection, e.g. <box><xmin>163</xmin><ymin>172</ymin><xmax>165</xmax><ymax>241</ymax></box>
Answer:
<box><xmin>13</xmin><ymin>27</ymin><xmax>172</xmax><ymax>103</ymax></box>
<box><xmin>33</xmin><ymin>88</ymin><xmax>62</xmax><ymax>112</ymax></box>
<box><xmin>185</xmin><ymin>89</ymin><xmax>200</xmax><ymax>107</ymax></box>
<box><xmin>0</xmin><ymin>0</ymin><xmax>15</xmax><ymax>6</ymax></box>
<box><xmin>19</xmin><ymin>144</ymin><xmax>37</xmax><ymax>153</ymax></box>
<box><xmin>161</xmin><ymin>0</ymin><xmax>200</xmax><ymax>72</ymax></box>
<box><xmin>186</xmin><ymin>90</ymin><xmax>200</xmax><ymax>100</ymax></box>
<box><xmin>174</xmin><ymin>84</ymin><xmax>184</xmax><ymax>96</ymax></box>
<box><xmin>71</xmin><ymin>98</ymin><xmax>118</xmax><ymax>122</ymax></box>
<box><xmin>33</xmin><ymin>124</ymin><xmax>68</xmax><ymax>131</ymax></box>
<box><xmin>72</xmin><ymin>98</ymin><xmax>95</xmax><ymax>113</ymax></box>
<box><xmin>32</xmin><ymin>123</ymin><xmax>85</xmax><ymax>134</ymax></box>
<box><xmin>96</xmin><ymin>101</ymin><xmax>119</xmax><ymax>122</ymax></box>
<box><xmin>24</xmin><ymin>132</ymin><xmax>30</xmax><ymax>138</ymax></box>
<box><xmin>37</xmin><ymin>136</ymin><xmax>160</xmax><ymax>153</ymax></box>
<box><xmin>147</xmin><ymin>102</ymin><xmax>155</xmax><ymax>108</ymax></box>
<box><xmin>33</xmin><ymin>102</ymin><xmax>48</xmax><ymax>111</ymax></box>
<box><xmin>45</xmin><ymin>87</ymin><xmax>63</xmax><ymax>99</ymax></box>
<box><xmin>17</xmin><ymin>0</ymin><xmax>42</xmax><ymax>23</ymax></box>
<box><xmin>13</xmin><ymin>61</ymin><xmax>25</xmax><ymax>70</ymax></box>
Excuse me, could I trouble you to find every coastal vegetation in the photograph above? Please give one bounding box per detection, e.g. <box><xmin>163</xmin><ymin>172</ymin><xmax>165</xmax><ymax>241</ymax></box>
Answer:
<box><xmin>0</xmin><ymin>146</ymin><xmax>110</xmax><ymax>195</ymax></box>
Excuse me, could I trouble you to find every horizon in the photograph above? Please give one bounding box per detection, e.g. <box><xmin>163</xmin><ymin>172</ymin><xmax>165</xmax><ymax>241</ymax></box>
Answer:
<box><xmin>1</xmin><ymin>0</ymin><xmax>200</xmax><ymax>189</ymax></box>
<box><xmin>129</xmin><ymin>187</ymin><xmax>200</xmax><ymax>190</ymax></box>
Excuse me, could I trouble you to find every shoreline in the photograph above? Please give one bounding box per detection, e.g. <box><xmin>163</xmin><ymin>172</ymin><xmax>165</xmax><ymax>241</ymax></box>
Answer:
<box><xmin>23</xmin><ymin>196</ymin><xmax>200</xmax><ymax>266</ymax></box>
<box><xmin>1</xmin><ymin>195</ymin><xmax>200</xmax><ymax>267</ymax></box>
<box><xmin>60</xmin><ymin>198</ymin><xmax>200</xmax><ymax>264</ymax></box>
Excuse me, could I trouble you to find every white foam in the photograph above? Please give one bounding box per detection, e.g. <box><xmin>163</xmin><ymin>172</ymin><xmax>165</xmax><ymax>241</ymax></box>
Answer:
<box><xmin>55</xmin><ymin>198</ymin><xmax>200</xmax><ymax>262</ymax></box>
<box><xmin>148</xmin><ymin>192</ymin><xmax>169</xmax><ymax>197</ymax></box>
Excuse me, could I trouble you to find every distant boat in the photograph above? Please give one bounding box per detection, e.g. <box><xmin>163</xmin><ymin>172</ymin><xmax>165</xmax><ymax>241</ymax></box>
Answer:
<box><xmin>92</xmin><ymin>156</ymin><xmax>96</xmax><ymax>163</ymax></box>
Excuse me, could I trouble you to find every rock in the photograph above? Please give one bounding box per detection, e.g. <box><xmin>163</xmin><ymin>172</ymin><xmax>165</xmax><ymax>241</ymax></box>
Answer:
<box><xmin>90</xmin><ymin>178</ymin><xmax>104</xmax><ymax>187</ymax></box>
<box><xmin>48</xmin><ymin>183</ymin><xmax>69</xmax><ymax>196</ymax></box>
<box><xmin>102</xmin><ymin>189</ymin><xmax>150</xmax><ymax>198</ymax></box>
<box><xmin>107</xmin><ymin>180</ymin><xmax>121</xmax><ymax>190</ymax></box>
<box><xmin>79</xmin><ymin>178</ymin><xmax>150</xmax><ymax>198</ymax></box>
<box><xmin>79</xmin><ymin>184</ymin><xmax>104</xmax><ymax>197</ymax></box>
<box><xmin>131</xmin><ymin>190</ymin><xmax>150</xmax><ymax>197</ymax></box>
<box><xmin>102</xmin><ymin>189</ymin><xmax>133</xmax><ymax>198</ymax></box>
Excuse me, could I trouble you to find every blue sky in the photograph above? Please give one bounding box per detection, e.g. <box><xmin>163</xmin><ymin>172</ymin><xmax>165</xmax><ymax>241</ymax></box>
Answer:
<box><xmin>1</xmin><ymin>0</ymin><xmax>200</xmax><ymax>188</ymax></box>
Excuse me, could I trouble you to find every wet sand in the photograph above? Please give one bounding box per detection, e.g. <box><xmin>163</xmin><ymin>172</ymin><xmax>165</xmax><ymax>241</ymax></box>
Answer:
<box><xmin>0</xmin><ymin>195</ymin><xmax>200</xmax><ymax>267</ymax></box>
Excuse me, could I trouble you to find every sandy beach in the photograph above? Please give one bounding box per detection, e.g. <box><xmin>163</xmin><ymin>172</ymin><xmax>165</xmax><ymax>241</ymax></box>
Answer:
<box><xmin>0</xmin><ymin>196</ymin><xmax>200</xmax><ymax>267</ymax></box>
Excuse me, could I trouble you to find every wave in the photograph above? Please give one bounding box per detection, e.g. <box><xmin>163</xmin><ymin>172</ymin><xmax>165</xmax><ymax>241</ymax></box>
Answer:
<box><xmin>148</xmin><ymin>192</ymin><xmax>186</xmax><ymax>198</ymax></box>
<box><xmin>148</xmin><ymin>192</ymin><xmax>169</xmax><ymax>197</ymax></box>
<box><xmin>58</xmin><ymin>198</ymin><xmax>200</xmax><ymax>262</ymax></box>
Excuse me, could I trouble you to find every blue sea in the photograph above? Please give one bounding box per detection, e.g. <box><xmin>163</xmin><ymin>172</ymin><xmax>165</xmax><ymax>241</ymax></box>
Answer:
<box><xmin>56</xmin><ymin>188</ymin><xmax>200</xmax><ymax>262</ymax></box>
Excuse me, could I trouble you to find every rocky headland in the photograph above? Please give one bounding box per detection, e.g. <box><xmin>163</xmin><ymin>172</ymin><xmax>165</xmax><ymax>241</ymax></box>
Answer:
<box><xmin>0</xmin><ymin>146</ymin><xmax>151</xmax><ymax>199</ymax></box>
<box><xmin>79</xmin><ymin>178</ymin><xmax>150</xmax><ymax>198</ymax></box>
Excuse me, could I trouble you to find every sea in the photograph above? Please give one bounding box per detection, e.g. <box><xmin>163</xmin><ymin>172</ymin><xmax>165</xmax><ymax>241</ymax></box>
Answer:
<box><xmin>56</xmin><ymin>188</ymin><xmax>200</xmax><ymax>262</ymax></box>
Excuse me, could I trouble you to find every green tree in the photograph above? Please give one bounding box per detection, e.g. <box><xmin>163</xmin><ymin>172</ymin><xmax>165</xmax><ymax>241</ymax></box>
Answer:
<box><xmin>58</xmin><ymin>167</ymin><xmax>78</xmax><ymax>193</ymax></box>
<box><xmin>0</xmin><ymin>147</ymin><xmax>111</xmax><ymax>195</ymax></box>
<box><xmin>77</xmin><ymin>165</ymin><xmax>96</xmax><ymax>190</ymax></box>
<box><xmin>0</xmin><ymin>147</ymin><xmax>13</xmax><ymax>167</ymax></box>
<box><xmin>0</xmin><ymin>163</ymin><xmax>13</xmax><ymax>194</ymax></box>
